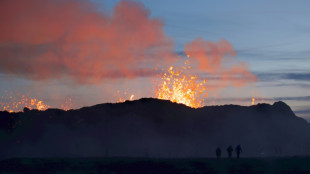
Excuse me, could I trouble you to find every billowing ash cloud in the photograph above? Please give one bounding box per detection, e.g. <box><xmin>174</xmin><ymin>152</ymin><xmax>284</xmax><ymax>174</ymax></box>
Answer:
<box><xmin>0</xmin><ymin>0</ymin><xmax>176</xmax><ymax>83</ymax></box>
<box><xmin>184</xmin><ymin>38</ymin><xmax>257</xmax><ymax>88</ymax></box>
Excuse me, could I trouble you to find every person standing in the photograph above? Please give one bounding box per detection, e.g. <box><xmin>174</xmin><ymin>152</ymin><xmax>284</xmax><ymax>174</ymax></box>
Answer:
<box><xmin>216</xmin><ymin>147</ymin><xmax>222</xmax><ymax>159</ymax></box>
<box><xmin>235</xmin><ymin>144</ymin><xmax>242</xmax><ymax>159</ymax></box>
<box><xmin>227</xmin><ymin>145</ymin><xmax>233</xmax><ymax>158</ymax></box>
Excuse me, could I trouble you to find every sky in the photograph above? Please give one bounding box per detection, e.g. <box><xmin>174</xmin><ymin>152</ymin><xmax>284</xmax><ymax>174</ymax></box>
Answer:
<box><xmin>0</xmin><ymin>0</ymin><xmax>309</xmax><ymax>120</ymax></box>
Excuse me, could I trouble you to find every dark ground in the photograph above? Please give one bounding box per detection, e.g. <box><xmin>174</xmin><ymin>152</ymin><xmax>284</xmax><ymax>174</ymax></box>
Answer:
<box><xmin>1</xmin><ymin>99</ymin><xmax>310</xmax><ymax>158</ymax></box>
<box><xmin>0</xmin><ymin>157</ymin><xmax>310</xmax><ymax>174</ymax></box>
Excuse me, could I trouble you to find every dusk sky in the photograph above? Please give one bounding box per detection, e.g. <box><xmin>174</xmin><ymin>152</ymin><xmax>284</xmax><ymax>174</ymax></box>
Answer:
<box><xmin>0</xmin><ymin>0</ymin><xmax>309</xmax><ymax>120</ymax></box>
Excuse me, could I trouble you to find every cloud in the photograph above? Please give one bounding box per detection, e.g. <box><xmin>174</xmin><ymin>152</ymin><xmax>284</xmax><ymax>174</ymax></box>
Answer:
<box><xmin>184</xmin><ymin>38</ymin><xmax>257</xmax><ymax>88</ymax></box>
<box><xmin>294</xmin><ymin>109</ymin><xmax>310</xmax><ymax>121</ymax></box>
<box><xmin>286</xmin><ymin>73</ymin><xmax>310</xmax><ymax>81</ymax></box>
<box><xmin>256</xmin><ymin>82</ymin><xmax>310</xmax><ymax>89</ymax></box>
<box><xmin>273</xmin><ymin>96</ymin><xmax>310</xmax><ymax>102</ymax></box>
<box><xmin>211</xmin><ymin>96</ymin><xmax>310</xmax><ymax>103</ymax></box>
<box><xmin>0</xmin><ymin>0</ymin><xmax>176</xmax><ymax>83</ymax></box>
<box><xmin>295</xmin><ymin>109</ymin><xmax>310</xmax><ymax>114</ymax></box>
<box><xmin>237</xmin><ymin>48</ymin><xmax>310</xmax><ymax>61</ymax></box>
<box><xmin>255</xmin><ymin>72</ymin><xmax>310</xmax><ymax>82</ymax></box>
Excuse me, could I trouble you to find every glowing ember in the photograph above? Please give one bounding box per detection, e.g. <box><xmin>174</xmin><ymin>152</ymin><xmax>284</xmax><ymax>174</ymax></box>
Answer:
<box><xmin>116</xmin><ymin>90</ymin><xmax>135</xmax><ymax>102</ymax></box>
<box><xmin>130</xmin><ymin>95</ymin><xmax>135</xmax><ymax>100</ymax></box>
<box><xmin>155</xmin><ymin>59</ymin><xmax>208</xmax><ymax>108</ymax></box>
<box><xmin>252</xmin><ymin>97</ymin><xmax>255</xmax><ymax>105</ymax></box>
<box><xmin>61</xmin><ymin>98</ymin><xmax>73</xmax><ymax>111</ymax></box>
<box><xmin>0</xmin><ymin>94</ymin><xmax>49</xmax><ymax>112</ymax></box>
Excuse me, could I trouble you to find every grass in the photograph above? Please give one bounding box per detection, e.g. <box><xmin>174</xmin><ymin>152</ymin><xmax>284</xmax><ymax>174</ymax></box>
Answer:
<box><xmin>0</xmin><ymin>157</ymin><xmax>310</xmax><ymax>174</ymax></box>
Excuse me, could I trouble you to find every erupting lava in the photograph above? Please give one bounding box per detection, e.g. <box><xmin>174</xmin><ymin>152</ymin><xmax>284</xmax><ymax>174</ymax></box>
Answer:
<box><xmin>252</xmin><ymin>97</ymin><xmax>255</xmax><ymax>105</ymax></box>
<box><xmin>0</xmin><ymin>95</ymin><xmax>49</xmax><ymax>112</ymax></box>
<box><xmin>0</xmin><ymin>92</ymin><xmax>74</xmax><ymax>112</ymax></box>
<box><xmin>114</xmin><ymin>58</ymin><xmax>208</xmax><ymax>108</ymax></box>
<box><xmin>61</xmin><ymin>98</ymin><xmax>73</xmax><ymax>111</ymax></box>
<box><xmin>116</xmin><ymin>91</ymin><xmax>135</xmax><ymax>103</ymax></box>
<box><xmin>155</xmin><ymin>59</ymin><xmax>208</xmax><ymax>108</ymax></box>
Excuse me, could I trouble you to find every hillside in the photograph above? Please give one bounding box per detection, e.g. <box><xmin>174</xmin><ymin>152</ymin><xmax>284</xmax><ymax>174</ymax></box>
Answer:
<box><xmin>0</xmin><ymin>98</ymin><xmax>309</xmax><ymax>159</ymax></box>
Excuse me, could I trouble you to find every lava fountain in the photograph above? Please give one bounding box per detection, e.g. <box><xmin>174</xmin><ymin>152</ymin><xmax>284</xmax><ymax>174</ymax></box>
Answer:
<box><xmin>155</xmin><ymin>59</ymin><xmax>208</xmax><ymax>108</ymax></box>
<box><xmin>0</xmin><ymin>92</ymin><xmax>74</xmax><ymax>112</ymax></box>
<box><xmin>0</xmin><ymin>94</ymin><xmax>49</xmax><ymax>112</ymax></box>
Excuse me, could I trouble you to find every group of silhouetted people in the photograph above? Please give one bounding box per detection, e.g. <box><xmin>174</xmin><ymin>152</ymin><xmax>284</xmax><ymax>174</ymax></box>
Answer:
<box><xmin>216</xmin><ymin>144</ymin><xmax>242</xmax><ymax>159</ymax></box>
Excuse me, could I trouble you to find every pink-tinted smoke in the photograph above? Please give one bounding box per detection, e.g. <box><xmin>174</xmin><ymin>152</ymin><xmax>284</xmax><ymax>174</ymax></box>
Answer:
<box><xmin>0</xmin><ymin>0</ymin><xmax>176</xmax><ymax>83</ymax></box>
<box><xmin>184</xmin><ymin>38</ymin><xmax>257</xmax><ymax>89</ymax></box>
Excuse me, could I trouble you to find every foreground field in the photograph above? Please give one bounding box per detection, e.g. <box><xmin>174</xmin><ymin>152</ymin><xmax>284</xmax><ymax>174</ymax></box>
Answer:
<box><xmin>0</xmin><ymin>157</ymin><xmax>310</xmax><ymax>174</ymax></box>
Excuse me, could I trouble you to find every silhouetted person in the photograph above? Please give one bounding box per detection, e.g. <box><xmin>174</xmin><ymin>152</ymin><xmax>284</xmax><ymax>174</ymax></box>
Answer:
<box><xmin>216</xmin><ymin>147</ymin><xmax>222</xmax><ymax>159</ymax></box>
<box><xmin>235</xmin><ymin>144</ymin><xmax>242</xmax><ymax>159</ymax></box>
<box><xmin>227</xmin><ymin>145</ymin><xmax>233</xmax><ymax>158</ymax></box>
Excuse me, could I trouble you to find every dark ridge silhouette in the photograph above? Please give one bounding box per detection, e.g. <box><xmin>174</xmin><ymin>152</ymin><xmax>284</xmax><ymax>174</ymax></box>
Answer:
<box><xmin>0</xmin><ymin>98</ymin><xmax>309</xmax><ymax>159</ymax></box>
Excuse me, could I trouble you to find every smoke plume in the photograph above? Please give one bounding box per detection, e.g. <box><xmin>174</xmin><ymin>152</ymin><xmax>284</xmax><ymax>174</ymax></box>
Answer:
<box><xmin>0</xmin><ymin>0</ymin><xmax>256</xmax><ymax>89</ymax></box>
<box><xmin>0</xmin><ymin>0</ymin><xmax>175</xmax><ymax>83</ymax></box>
<box><xmin>184</xmin><ymin>38</ymin><xmax>257</xmax><ymax>89</ymax></box>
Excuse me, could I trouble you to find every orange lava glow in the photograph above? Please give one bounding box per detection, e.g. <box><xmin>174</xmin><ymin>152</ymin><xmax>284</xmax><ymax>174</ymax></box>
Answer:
<box><xmin>60</xmin><ymin>98</ymin><xmax>73</xmax><ymax>111</ymax></box>
<box><xmin>116</xmin><ymin>90</ymin><xmax>135</xmax><ymax>103</ymax></box>
<box><xmin>0</xmin><ymin>95</ymin><xmax>49</xmax><ymax>112</ymax></box>
<box><xmin>155</xmin><ymin>59</ymin><xmax>208</xmax><ymax>108</ymax></box>
<box><xmin>252</xmin><ymin>97</ymin><xmax>255</xmax><ymax>105</ymax></box>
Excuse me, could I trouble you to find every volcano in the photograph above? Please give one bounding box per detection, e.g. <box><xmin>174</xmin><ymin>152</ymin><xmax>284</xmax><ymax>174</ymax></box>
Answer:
<box><xmin>0</xmin><ymin>98</ymin><xmax>309</xmax><ymax>159</ymax></box>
